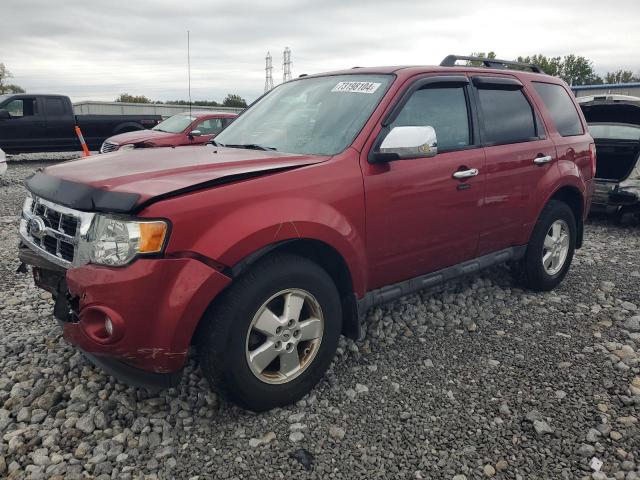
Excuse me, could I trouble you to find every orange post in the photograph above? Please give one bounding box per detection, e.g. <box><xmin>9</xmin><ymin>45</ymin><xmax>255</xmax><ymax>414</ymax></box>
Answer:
<box><xmin>75</xmin><ymin>126</ymin><xmax>91</xmax><ymax>157</ymax></box>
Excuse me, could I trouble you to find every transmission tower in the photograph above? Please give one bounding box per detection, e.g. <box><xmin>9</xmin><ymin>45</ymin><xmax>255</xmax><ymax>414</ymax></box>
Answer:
<box><xmin>283</xmin><ymin>47</ymin><xmax>292</xmax><ymax>83</ymax></box>
<box><xmin>264</xmin><ymin>51</ymin><xmax>274</xmax><ymax>92</ymax></box>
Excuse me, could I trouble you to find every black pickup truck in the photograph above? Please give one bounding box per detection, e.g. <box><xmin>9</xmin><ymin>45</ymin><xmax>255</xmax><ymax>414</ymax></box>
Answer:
<box><xmin>0</xmin><ymin>94</ymin><xmax>162</xmax><ymax>153</ymax></box>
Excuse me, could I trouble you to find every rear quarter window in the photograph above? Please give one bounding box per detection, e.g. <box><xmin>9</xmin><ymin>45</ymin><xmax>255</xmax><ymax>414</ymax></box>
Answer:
<box><xmin>533</xmin><ymin>82</ymin><xmax>584</xmax><ymax>137</ymax></box>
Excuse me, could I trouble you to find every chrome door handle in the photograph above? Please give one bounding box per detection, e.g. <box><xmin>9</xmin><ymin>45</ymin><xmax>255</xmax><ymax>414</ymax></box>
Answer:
<box><xmin>452</xmin><ymin>168</ymin><xmax>479</xmax><ymax>179</ymax></box>
<box><xmin>534</xmin><ymin>155</ymin><xmax>553</xmax><ymax>165</ymax></box>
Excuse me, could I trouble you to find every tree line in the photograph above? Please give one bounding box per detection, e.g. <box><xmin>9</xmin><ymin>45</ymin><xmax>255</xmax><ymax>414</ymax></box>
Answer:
<box><xmin>468</xmin><ymin>52</ymin><xmax>639</xmax><ymax>86</ymax></box>
<box><xmin>114</xmin><ymin>93</ymin><xmax>248</xmax><ymax>108</ymax></box>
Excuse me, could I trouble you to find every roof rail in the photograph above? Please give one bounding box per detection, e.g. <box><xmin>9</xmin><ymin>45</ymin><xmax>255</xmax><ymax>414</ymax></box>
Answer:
<box><xmin>440</xmin><ymin>55</ymin><xmax>545</xmax><ymax>74</ymax></box>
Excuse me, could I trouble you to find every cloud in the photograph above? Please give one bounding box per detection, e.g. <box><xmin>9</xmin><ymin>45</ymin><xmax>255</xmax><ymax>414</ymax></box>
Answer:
<box><xmin>1</xmin><ymin>0</ymin><xmax>639</xmax><ymax>102</ymax></box>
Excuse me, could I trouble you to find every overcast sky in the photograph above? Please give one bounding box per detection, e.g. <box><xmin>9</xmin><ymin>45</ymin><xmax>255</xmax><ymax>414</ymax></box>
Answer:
<box><xmin>1</xmin><ymin>0</ymin><xmax>639</xmax><ymax>103</ymax></box>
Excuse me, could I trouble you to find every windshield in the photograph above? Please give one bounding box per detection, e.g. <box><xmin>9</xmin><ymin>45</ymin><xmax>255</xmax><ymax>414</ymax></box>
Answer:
<box><xmin>589</xmin><ymin>123</ymin><xmax>640</xmax><ymax>141</ymax></box>
<box><xmin>215</xmin><ymin>74</ymin><xmax>393</xmax><ymax>155</ymax></box>
<box><xmin>152</xmin><ymin>114</ymin><xmax>195</xmax><ymax>133</ymax></box>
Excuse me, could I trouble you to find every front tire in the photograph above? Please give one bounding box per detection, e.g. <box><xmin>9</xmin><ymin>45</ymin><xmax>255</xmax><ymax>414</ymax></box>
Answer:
<box><xmin>518</xmin><ymin>200</ymin><xmax>576</xmax><ymax>291</ymax></box>
<box><xmin>197</xmin><ymin>254</ymin><xmax>342</xmax><ymax>411</ymax></box>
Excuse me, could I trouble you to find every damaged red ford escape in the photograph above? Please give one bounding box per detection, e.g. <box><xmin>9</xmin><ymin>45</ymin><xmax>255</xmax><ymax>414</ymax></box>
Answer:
<box><xmin>18</xmin><ymin>56</ymin><xmax>594</xmax><ymax>411</ymax></box>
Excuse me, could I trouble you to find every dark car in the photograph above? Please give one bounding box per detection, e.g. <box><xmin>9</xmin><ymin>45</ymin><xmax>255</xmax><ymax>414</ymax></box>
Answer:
<box><xmin>18</xmin><ymin>56</ymin><xmax>594</xmax><ymax>411</ymax></box>
<box><xmin>100</xmin><ymin>111</ymin><xmax>237</xmax><ymax>153</ymax></box>
<box><xmin>578</xmin><ymin>95</ymin><xmax>640</xmax><ymax>219</ymax></box>
<box><xmin>0</xmin><ymin>94</ymin><xmax>162</xmax><ymax>153</ymax></box>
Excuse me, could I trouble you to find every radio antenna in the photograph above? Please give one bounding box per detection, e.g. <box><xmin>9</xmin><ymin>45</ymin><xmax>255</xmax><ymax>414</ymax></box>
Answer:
<box><xmin>187</xmin><ymin>30</ymin><xmax>192</xmax><ymax>119</ymax></box>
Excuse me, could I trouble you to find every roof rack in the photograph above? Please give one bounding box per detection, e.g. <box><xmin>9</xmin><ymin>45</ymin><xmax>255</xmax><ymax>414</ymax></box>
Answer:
<box><xmin>440</xmin><ymin>55</ymin><xmax>545</xmax><ymax>74</ymax></box>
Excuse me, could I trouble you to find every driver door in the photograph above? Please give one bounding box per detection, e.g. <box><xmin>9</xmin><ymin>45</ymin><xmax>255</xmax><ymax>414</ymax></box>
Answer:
<box><xmin>361</xmin><ymin>77</ymin><xmax>485</xmax><ymax>289</ymax></box>
<box><xmin>0</xmin><ymin>96</ymin><xmax>47</xmax><ymax>151</ymax></box>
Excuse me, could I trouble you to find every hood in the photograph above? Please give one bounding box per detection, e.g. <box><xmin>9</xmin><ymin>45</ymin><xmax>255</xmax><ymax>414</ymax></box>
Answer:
<box><xmin>26</xmin><ymin>146</ymin><xmax>329</xmax><ymax>213</ymax></box>
<box><xmin>579</xmin><ymin>96</ymin><xmax>640</xmax><ymax>126</ymax></box>
<box><xmin>106</xmin><ymin>129</ymin><xmax>176</xmax><ymax>145</ymax></box>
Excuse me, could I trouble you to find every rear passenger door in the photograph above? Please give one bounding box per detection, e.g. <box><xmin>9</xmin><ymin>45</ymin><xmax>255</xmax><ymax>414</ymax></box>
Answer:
<box><xmin>472</xmin><ymin>75</ymin><xmax>556</xmax><ymax>256</ymax></box>
<box><xmin>43</xmin><ymin>97</ymin><xmax>76</xmax><ymax>150</ymax></box>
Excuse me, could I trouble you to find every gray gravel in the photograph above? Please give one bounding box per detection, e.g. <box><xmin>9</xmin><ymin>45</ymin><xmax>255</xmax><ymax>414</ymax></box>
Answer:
<box><xmin>1</xmin><ymin>160</ymin><xmax>639</xmax><ymax>479</ymax></box>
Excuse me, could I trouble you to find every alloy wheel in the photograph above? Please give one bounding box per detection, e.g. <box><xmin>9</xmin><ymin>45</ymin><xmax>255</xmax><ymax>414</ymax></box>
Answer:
<box><xmin>245</xmin><ymin>288</ymin><xmax>324</xmax><ymax>384</ymax></box>
<box><xmin>542</xmin><ymin>219</ymin><xmax>570</xmax><ymax>275</ymax></box>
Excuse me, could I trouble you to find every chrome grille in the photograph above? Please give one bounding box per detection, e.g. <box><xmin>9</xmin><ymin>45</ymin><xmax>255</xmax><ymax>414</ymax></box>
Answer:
<box><xmin>100</xmin><ymin>141</ymin><xmax>118</xmax><ymax>153</ymax></box>
<box><xmin>20</xmin><ymin>196</ymin><xmax>94</xmax><ymax>269</ymax></box>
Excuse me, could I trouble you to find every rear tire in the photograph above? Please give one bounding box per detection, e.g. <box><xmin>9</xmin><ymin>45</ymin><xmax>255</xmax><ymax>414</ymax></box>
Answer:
<box><xmin>197</xmin><ymin>253</ymin><xmax>342</xmax><ymax>411</ymax></box>
<box><xmin>517</xmin><ymin>200</ymin><xmax>576</xmax><ymax>291</ymax></box>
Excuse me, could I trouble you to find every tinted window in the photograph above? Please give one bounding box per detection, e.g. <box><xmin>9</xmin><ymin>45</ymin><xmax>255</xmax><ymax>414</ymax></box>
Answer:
<box><xmin>478</xmin><ymin>88</ymin><xmax>536</xmax><ymax>145</ymax></box>
<box><xmin>45</xmin><ymin>98</ymin><xmax>65</xmax><ymax>116</ymax></box>
<box><xmin>390</xmin><ymin>86</ymin><xmax>470</xmax><ymax>150</ymax></box>
<box><xmin>533</xmin><ymin>82</ymin><xmax>583</xmax><ymax>136</ymax></box>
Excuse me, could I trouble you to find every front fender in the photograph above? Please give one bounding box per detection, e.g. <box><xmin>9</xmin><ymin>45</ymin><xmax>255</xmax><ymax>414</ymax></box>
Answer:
<box><xmin>187</xmin><ymin>198</ymin><xmax>367</xmax><ymax>295</ymax></box>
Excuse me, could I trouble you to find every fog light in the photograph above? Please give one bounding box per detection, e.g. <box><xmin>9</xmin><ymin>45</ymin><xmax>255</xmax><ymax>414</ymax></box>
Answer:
<box><xmin>104</xmin><ymin>317</ymin><xmax>113</xmax><ymax>336</ymax></box>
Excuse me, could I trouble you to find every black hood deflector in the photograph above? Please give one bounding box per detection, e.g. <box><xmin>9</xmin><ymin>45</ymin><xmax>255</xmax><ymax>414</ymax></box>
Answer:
<box><xmin>26</xmin><ymin>172</ymin><xmax>140</xmax><ymax>213</ymax></box>
<box><xmin>25</xmin><ymin>165</ymin><xmax>300</xmax><ymax>214</ymax></box>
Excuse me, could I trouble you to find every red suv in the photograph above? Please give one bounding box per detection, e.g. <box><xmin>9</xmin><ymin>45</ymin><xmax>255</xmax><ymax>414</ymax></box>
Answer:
<box><xmin>19</xmin><ymin>56</ymin><xmax>595</xmax><ymax>411</ymax></box>
<box><xmin>99</xmin><ymin>111</ymin><xmax>236</xmax><ymax>153</ymax></box>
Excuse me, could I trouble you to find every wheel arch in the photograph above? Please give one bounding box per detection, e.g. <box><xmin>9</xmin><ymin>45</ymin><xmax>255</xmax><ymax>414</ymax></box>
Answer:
<box><xmin>229</xmin><ymin>238</ymin><xmax>361</xmax><ymax>340</ymax></box>
<box><xmin>541</xmin><ymin>184</ymin><xmax>585</xmax><ymax>248</ymax></box>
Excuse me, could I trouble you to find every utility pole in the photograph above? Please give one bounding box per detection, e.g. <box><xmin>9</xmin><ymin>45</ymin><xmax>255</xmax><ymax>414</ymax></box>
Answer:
<box><xmin>264</xmin><ymin>51</ymin><xmax>274</xmax><ymax>92</ymax></box>
<box><xmin>283</xmin><ymin>47</ymin><xmax>292</xmax><ymax>83</ymax></box>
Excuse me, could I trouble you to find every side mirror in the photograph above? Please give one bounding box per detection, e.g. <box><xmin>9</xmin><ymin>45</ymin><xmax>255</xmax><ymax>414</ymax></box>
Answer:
<box><xmin>189</xmin><ymin>130</ymin><xmax>202</xmax><ymax>138</ymax></box>
<box><xmin>371</xmin><ymin>126</ymin><xmax>438</xmax><ymax>163</ymax></box>
<box><xmin>0</xmin><ymin>109</ymin><xmax>11</xmax><ymax>120</ymax></box>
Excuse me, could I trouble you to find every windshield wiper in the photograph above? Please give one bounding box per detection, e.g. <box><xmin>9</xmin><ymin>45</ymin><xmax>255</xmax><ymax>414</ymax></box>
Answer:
<box><xmin>223</xmin><ymin>143</ymin><xmax>277</xmax><ymax>151</ymax></box>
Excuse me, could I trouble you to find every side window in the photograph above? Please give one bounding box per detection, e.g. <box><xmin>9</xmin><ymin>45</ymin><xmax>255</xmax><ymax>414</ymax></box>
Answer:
<box><xmin>195</xmin><ymin>118</ymin><xmax>223</xmax><ymax>135</ymax></box>
<box><xmin>45</xmin><ymin>98</ymin><xmax>66</xmax><ymax>116</ymax></box>
<box><xmin>477</xmin><ymin>88</ymin><xmax>537</xmax><ymax>145</ymax></box>
<box><xmin>533</xmin><ymin>82</ymin><xmax>584</xmax><ymax>137</ymax></box>
<box><xmin>5</xmin><ymin>98</ymin><xmax>38</xmax><ymax>117</ymax></box>
<box><xmin>390</xmin><ymin>86</ymin><xmax>470</xmax><ymax>151</ymax></box>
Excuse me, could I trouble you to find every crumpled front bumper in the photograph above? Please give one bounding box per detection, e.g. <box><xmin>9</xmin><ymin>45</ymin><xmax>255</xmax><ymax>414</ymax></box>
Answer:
<box><xmin>19</xmin><ymin>244</ymin><xmax>231</xmax><ymax>389</ymax></box>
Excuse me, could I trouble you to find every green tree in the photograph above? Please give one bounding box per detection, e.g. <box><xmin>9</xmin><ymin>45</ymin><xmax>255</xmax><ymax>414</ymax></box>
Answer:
<box><xmin>604</xmin><ymin>70</ymin><xmax>639</xmax><ymax>84</ymax></box>
<box><xmin>517</xmin><ymin>54</ymin><xmax>563</xmax><ymax>76</ymax></box>
<box><xmin>466</xmin><ymin>51</ymin><xmax>497</xmax><ymax>67</ymax></box>
<box><xmin>115</xmin><ymin>93</ymin><xmax>152</xmax><ymax>103</ymax></box>
<box><xmin>0</xmin><ymin>63</ymin><xmax>25</xmax><ymax>94</ymax></box>
<box><xmin>560</xmin><ymin>54</ymin><xmax>601</xmax><ymax>86</ymax></box>
<box><xmin>167</xmin><ymin>99</ymin><xmax>220</xmax><ymax>107</ymax></box>
<box><xmin>222</xmin><ymin>94</ymin><xmax>247</xmax><ymax>108</ymax></box>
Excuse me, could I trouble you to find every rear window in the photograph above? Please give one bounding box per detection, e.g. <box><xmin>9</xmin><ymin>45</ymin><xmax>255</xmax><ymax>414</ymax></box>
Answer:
<box><xmin>589</xmin><ymin>123</ymin><xmax>640</xmax><ymax>140</ymax></box>
<box><xmin>533</xmin><ymin>82</ymin><xmax>584</xmax><ymax>137</ymax></box>
<box><xmin>478</xmin><ymin>89</ymin><xmax>536</xmax><ymax>145</ymax></box>
<box><xmin>45</xmin><ymin>98</ymin><xmax>66</xmax><ymax>116</ymax></box>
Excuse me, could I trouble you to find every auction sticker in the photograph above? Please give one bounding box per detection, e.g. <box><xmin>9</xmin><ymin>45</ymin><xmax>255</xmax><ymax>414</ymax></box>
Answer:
<box><xmin>331</xmin><ymin>81</ymin><xmax>381</xmax><ymax>94</ymax></box>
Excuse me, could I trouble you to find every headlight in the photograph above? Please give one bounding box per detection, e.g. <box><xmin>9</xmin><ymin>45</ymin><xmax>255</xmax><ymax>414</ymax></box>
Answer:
<box><xmin>119</xmin><ymin>144</ymin><xmax>135</xmax><ymax>151</ymax></box>
<box><xmin>89</xmin><ymin>215</ymin><xmax>168</xmax><ymax>266</ymax></box>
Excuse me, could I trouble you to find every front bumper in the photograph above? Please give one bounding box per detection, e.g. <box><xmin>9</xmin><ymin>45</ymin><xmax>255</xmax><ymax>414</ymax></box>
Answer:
<box><xmin>20</xmin><ymin>244</ymin><xmax>231</xmax><ymax>384</ymax></box>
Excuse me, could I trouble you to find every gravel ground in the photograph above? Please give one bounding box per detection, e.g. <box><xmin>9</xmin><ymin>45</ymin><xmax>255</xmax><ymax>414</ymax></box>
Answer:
<box><xmin>0</xmin><ymin>160</ymin><xmax>639</xmax><ymax>480</ymax></box>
